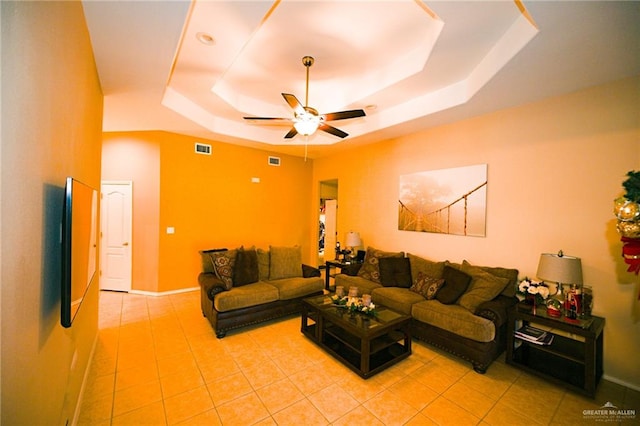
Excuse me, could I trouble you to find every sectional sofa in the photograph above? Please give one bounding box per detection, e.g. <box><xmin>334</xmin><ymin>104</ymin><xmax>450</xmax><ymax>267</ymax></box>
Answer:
<box><xmin>335</xmin><ymin>247</ymin><xmax>519</xmax><ymax>373</ymax></box>
<box><xmin>198</xmin><ymin>246</ymin><xmax>324</xmax><ymax>338</ymax></box>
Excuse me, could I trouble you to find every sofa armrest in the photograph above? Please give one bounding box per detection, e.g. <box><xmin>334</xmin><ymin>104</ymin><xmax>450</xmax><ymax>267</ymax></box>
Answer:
<box><xmin>476</xmin><ymin>295</ymin><xmax>518</xmax><ymax>328</ymax></box>
<box><xmin>198</xmin><ymin>272</ymin><xmax>227</xmax><ymax>300</ymax></box>
<box><xmin>302</xmin><ymin>264</ymin><xmax>321</xmax><ymax>278</ymax></box>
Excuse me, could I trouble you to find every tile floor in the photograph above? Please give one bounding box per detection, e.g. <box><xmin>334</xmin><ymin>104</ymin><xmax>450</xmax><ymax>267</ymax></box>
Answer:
<box><xmin>77</xmin><ymin>290</ymin><xmax>639</xmax><ymax>425</ymax></box>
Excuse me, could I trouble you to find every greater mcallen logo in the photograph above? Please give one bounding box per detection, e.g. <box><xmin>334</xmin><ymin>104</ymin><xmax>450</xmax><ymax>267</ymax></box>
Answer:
<box><xmin>583</xmin><ymin>402</ymin><xmax>636</xmax><ymax>422</ymax></box>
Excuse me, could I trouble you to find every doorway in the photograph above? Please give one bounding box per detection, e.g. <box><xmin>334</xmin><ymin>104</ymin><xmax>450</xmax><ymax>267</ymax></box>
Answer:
<box><xmin>319</xmin><ymin>179</ymin><xmax>338</xmax><ymax>264</ymax></box>
<box><xmin>100</xmin><ymin>181</ymin><xmax>133</xmax><ymax>292</ymax></box>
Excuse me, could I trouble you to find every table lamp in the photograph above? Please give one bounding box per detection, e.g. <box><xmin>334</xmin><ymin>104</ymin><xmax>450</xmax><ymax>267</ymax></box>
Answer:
<box><xmin>536</xmin><ymin>250</ymin><xmax>583</xmax><ymax>317</ymax></box>
<box><xmin>344</xmin><ymin>231</ymin><xmax>361</xmax><ymax>261</ymax></box>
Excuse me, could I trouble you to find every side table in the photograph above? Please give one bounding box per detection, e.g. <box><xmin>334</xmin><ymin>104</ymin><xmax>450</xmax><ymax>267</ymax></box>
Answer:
<box><xmin>506</xmin><ymin>303</ymin><xmax>605</xmax><ymax>397</ymax></box>
<box><xmin>324</xmin><ymin>260</ymin><xmax>362</xmax><ymax>290</ymax></box>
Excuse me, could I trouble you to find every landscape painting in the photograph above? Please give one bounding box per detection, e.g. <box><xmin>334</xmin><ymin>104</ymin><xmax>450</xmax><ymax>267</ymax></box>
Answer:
<box><xmin>398</xmin><ymin>164</ymin><xmax>487</xmax><ymax>236</ymax></box>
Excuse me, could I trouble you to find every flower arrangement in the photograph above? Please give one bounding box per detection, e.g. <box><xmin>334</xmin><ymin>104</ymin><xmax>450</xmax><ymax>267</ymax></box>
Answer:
<box><xmin>517</xmin><ymin>278</ymin><xmax>550</xmax><ymax>305</ymax></box>
<box><xmin>330</xmin><ymin>294</ymin><xmax>377</xmax><ymax>316</ymax></box>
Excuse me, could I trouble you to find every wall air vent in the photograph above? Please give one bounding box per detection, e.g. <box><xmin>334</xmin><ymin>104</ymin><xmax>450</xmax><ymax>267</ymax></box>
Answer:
<box><xmin>268</xmin><ymin>156</ymin><xmax>281</xmax><ymax>166</ymax></box>
<box><xmin>195</xmin><ymin>142</ymin><xmax>212</xmax><ymax>155</ymax></box>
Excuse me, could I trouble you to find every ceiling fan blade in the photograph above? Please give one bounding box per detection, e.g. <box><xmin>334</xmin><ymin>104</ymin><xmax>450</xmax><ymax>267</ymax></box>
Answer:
<box><xmin>321</xmin><ymin>109</ymin><xmax>366</xmax><ymax>121</ymax></box>
<box><xmin>282</xmin><ymin>93</ymin><xmax>306</xmax><ymax>116</ymax></box>
<box><xmin>284</xmin><ymin>127</ymin><xmax>298</xmax><ymax>139</ymax></box>
<box><xmin>319</xmin><ymin>123</ymin><xmax>348</xmax><ymax>138</ymax></box>
<box><xmin>243</xmin><ymin>116</ymin><xmax>291</xmax><ymax>122</ymax></box>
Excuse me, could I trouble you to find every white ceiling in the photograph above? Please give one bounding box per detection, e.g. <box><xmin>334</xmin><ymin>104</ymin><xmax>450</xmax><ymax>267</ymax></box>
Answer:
<box><xmin>82</xmin><ymin>1</ymin><xmax>640</xmax><ymax>159</ymax></box>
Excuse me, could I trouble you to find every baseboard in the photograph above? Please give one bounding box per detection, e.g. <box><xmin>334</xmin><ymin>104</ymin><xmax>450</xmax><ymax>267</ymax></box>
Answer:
<box><xmin>602</xmin><ymin>374</ymin><xmax>640</xmax><ymax>392</ymax></box>
<box><xmin>128</xmin><ymin>287</ymin><xmax>199</xmax><ymax>297</ymax></box>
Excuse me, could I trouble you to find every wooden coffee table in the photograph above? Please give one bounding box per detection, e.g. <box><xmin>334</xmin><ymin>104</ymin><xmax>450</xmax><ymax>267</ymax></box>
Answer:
<box><xmin>301</xmin><ymin>294</ymin><xmax>412</xmax><ymax>378</ymax></box>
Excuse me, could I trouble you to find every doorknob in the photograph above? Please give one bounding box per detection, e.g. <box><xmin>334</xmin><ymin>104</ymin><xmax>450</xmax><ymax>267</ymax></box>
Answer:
<box><xmin>123</xmin><ymin>242</ymin><xmax>129</xmax><ymax>246</ymax></box>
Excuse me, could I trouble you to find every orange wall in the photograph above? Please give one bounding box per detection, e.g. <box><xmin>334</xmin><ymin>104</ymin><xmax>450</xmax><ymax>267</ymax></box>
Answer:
<box><xmin>102</xmin><ymin>132</ymin><xmax>314</xmax><ymax>293</ymax></box>
<box><xmin>2</xmin><ymin>2</ymin><xmax>103</xmax><ymax>424</ymax></box>
<box><xmin>312</xmin><ymin>76</ymin><xmax>640</xmax><ymax>389</ymax></box>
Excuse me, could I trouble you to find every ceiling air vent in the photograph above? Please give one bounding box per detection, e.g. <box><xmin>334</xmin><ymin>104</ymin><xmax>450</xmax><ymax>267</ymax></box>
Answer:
<box><xmin>268</xmin><ymin>156</ymin><xmax>281</xmax><ymax>166</ymax></box>
<box><xmin>195</xmin><ymin>142</ymin><xmax>211</xmax><ymax>155</ymax></box>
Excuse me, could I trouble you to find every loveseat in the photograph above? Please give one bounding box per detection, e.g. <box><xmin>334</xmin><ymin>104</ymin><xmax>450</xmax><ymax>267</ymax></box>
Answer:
<box><xmin>335</xmin><ymin>247</ymin><xmax>518</xmax><ymax>373</ymax></box>
<box><xmin>199</xmin><ymin>246</ymin><xmax>324</xmax><ymax>338</ymax></box>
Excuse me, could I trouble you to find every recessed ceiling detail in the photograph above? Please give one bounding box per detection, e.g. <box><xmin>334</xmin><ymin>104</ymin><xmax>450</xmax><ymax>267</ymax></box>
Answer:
<box><xmin>162</xmin><ymin>0</ymin><xmax>538</xmax><ymax>146</ymax></box>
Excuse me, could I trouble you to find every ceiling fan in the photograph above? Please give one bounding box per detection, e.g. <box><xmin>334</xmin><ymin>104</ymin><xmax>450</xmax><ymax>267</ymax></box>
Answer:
<box><xmin>243</xmin><ymin>56</ymin><xmax>366</xmax><ymax>139</ymax></box>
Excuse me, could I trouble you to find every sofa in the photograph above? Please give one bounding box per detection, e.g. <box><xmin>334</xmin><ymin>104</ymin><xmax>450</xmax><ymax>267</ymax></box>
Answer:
<box><xmin>335</xmin><ymin>247</ymin><xmax>519</xmax><ymax>373</ymax></box>
<box><xmin>198</xmin><ymin>246</ymin><xmax>324</xmax><ymax>338</ymax></box>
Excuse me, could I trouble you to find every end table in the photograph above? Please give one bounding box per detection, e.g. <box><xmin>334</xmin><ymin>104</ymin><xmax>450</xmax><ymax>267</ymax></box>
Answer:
<box><xmin>324</xmin><ymin>260</ymin><xmax>362</xmax><ymax>290</ymax></box>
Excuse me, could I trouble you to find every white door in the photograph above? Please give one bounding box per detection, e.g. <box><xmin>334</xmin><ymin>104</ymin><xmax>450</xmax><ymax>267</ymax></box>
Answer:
<box><xmin>100</xmin><ymin>181</ymin><xmax>132</xmax><ymax>292</ymax></box>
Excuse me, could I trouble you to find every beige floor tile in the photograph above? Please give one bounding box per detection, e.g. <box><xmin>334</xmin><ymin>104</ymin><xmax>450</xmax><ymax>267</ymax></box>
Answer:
<box><xmin>206</xmin><ymin>371</ymin><xmax>253</xmax><ymax>406</ymax></box>
<box><xmin>336</xmin><ymin>373</ymin><xmax>386</xmax><ymax>403</ymax></box>
<box><xmin>332</xmin><ymin>405</ymin><xmax>385</xmax><ymax>426</ymax></box>
<box><xmin>483</xmin><ymin>400</ymin><xmax>547</xmax><ymax>426</ymax></box>
<box><xmin>216</xmin><ymin>392</ymin><xmax>271</xmax><ymax>425</ymax></box>
<box><xmin>421</xmin><ymin>396</ymin><xmax>480</xmax><ymax>426</ymax></box>
<box><xmin>271</xmin><ymin>398</ymin><xmax>329</xmax><ymax>426</ymax></box>
<box><xmin>112</xmin><ymin>379</ymin><xmax>163</xmax><ymax>417</ymax></box>
<box><xmin>288</xmin><ymin>362</ymin><xmax>336</xmax><ymax>396</ymax></box>
<box><xmin>363</xmin><ymin>390</ymin><xmax>419</xmax><ymax>425</ymax></box>
<box><xmin>156</xmin><ymin>350</ymin><xmax>199</xmax><ymax>378</ymax></box>
<box><xmin>111</xmin><ymin>400</ymin><xmax>166</xmax><ymax>426</ymax></box>
<box><xmin>388</xmin><ymin>376</ymin><xmax>439</xmax><ymax>411</ymax></box>
<box><xmin>255</xmin><ymin>377</ymin><xmax>305</xmax><ymax>414</ymax></box>
<box><xmin>197</xmin><ymin>354</ymin><xmax>240</xmax><ymax>383</ymax></box>
<box><xmin>404</xmin><ymin>412</ymin><xmax>439</xmax><ymax>426</ymax></box>
<box><xmin>160</xmin><ymin>368</ymin><xmax>205</xmax><ymax>398</ymax></box>
<box><xmin>271</xmin><ymin>350</ymin><xmax>316</xmax><ymax>376</ymax></box>
<box><xmin>77</xmin><ymin>392</ymin><xmax>114</xmax><ymax>425</ymax></box>
<box><xmin>83</xmin><ymin>372</ymin><xmax>115</xmax><ymax>400</ymax></box>
<box><xmin>115</xmin><ymin>362</ymin><xmax>159</xmax><ymax>391</ymax></box>
<box><xmin>308</xmin><ymin>383</ymin><xmax>360</xmax><ymax>422</ymax></box>
<box><xmin>458</xmin><ymin>366</ymin><xmax>513</xmax><ymax>401</ymax></box>
<box><xmin>443</xmin><ymin>381</ymin><xmax>497</xmax><ymax>418</ymax></box>
<box><xmin>163</xmin><ymin>385</ymin><xmax>214</xmax><ymax>425</ymax></box>
<box><xmin>174</xmin><ymin>408</ymin><xmax>222</xmax><ymax>426</ymax></box>
<box><xmin>412</xmin><ymin>362</ymin><xmax>460</xmax><ymax>394</ymax></box>
<box><xmin>116</xmin><ymin>347</ymin><xmax>157</xmax><ymax>372</ymax></box>
<box><xmin>241</xmin><ymin>359</ymin><xmax>286</xmax><ymax>389</ymax></box>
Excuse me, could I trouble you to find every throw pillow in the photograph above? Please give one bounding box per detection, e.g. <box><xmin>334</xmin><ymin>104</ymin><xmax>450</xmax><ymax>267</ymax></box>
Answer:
<box><xmin>200</xmin><ymin>248</ymin><xmax>228</xmax><ymax>273</ymax></box>
<box><xmin>474</xmin><ymin>262</ymin><xmax>519</xmax><ymax>298</ymax></box>
<box><xmin>269</xmin><ymin>245</ymin><xmax>302</xmax><ymax>280</ymax></box>
<box><xmin>378</xmin><ymin>257</ymin><xmax>412</xmax><ymax>287</ymax></box>
<box><xmin>210</xmin><ymin>248</ymin><xmax>238</xmax><ymax>290</ymax></box>
<box><xmin>257</xmin><ymin>248</ymin><xmax>270</xmax><ymax>281</ymax></box>
<box><xmin>436</xmin><ymin>265</ymin><xmax>472</xmax><ymax>304</ymax></box>
<box><xmin>410</xmin><ymin>272</ymin><xmax>445</xmax><ymax>299</ymax></box>
<box><xmin>233</xmin><ymin>247</ymin><xmax>259</xmax><ymax>286</ymax></box>
<box><xmin>357</xmin><ymin>247</ymin><xmax>405</xmax><ymax>283</ymax></box>
<box><xmin>457</xmin><ymin>261</ymin><xmax>510</xmax><ymax>312</ymax></box>
<box><xmin>407</xmin><ymin>253</ymin><xmax>446</xmax><ymax>280</ymax></box>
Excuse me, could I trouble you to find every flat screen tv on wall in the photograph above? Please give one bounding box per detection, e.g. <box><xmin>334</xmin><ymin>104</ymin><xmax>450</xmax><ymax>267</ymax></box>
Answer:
<box><xmin>61</xmin><ymin>177</ymin><xmax>98</xmax><ymax>328</ymax></box>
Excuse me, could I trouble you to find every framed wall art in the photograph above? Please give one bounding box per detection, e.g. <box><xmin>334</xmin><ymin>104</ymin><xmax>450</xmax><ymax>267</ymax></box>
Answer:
<box><xmin>398</xmin><ymin>164</ymin><xmax>487</xmax><ymax>236</ymax></box>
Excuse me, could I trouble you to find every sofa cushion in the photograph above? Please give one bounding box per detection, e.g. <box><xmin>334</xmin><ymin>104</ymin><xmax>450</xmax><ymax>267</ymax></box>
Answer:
<box><xmin>357</xmin><ymin>247</ymin><xmax>405</xmax><ymax>283</ymax></box>
<box><xmin>334</xmin><ymin>274</ymin><xmax>383</xmax><ymax>296</ymax></box>
<box><xmin>257</xmin><ymin>248</ymin><xmax>270</xmax><ymax>281</ymax></box>
<box><xmin>268</xmin><ymin>276</ymin><xmax>324</xmax><ymax>300</ymax></box>
<box><xmin>233</xmin><ymin>247</ymin><xmax>259</xmax><ymax>286</ymax></box>
<box><xmin>378</xmin><ymin>257</ymin><xmax>412</xmax><ymax>288</ymax></box>
<box><xmin>412</xmin><ymin>300</ymin><xmax>496</xmax><ymax>343</ymax></box>
<box><xmin>436</xmin><ymin>265</ymin><xmax>471</xmax><ymax>304</ymax></box>
<box><xmin>457</xmin><ymin>261</ymin><xmax>510</xmax><ymax>313</ymax></box>
<box><xmin>213</xmin><ymin>282</ymin><xmax>279</xmax><ymax>312</ymax></box>
<box><xmin>371</xmin><ymin>287</ymin><xmax>425</xmax><ymax>315</ymax></box>
<box><xmin>269</xmin><ymin>245</ymin><xmax>302</xmax><ymax>280</ymax></box>
<box><xmin>410</xmin><ymin>272</ymin><xmax>445</xmax><ymax>300</ymax></box>
<box><xmin>211</xmin><ymin>249</ymin><xmax>238</xmax><ymax>290</ymax></box>
<box><xmin>407</xmin><ymin>253</ymin><xmax>446</xmax><ymax>280</ymax></box>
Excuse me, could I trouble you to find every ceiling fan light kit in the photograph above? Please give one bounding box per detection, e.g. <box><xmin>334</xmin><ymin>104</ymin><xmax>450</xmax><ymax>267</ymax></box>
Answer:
<box><xmin>243</xmin><ymin>56</ymin><xmax>366</xmax><ymax>140</ymax></box>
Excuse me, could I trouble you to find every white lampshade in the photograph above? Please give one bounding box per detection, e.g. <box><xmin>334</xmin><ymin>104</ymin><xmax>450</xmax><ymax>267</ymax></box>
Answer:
<box><xmin>345</xmin><ymin>231</ymin><xmax>361</xmax><ymax>248</ymax></box>
<box><xmin>536</xmin><ymin>252</ymin><xmax>583</xmax><ymax>285</ymax></box>
<box><xmin>293</xmin><ymin>114</ymin><xmax>319</xmax><ymax>136</ymax></box>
